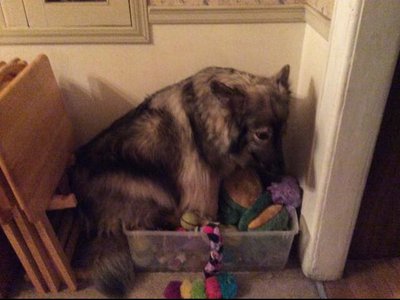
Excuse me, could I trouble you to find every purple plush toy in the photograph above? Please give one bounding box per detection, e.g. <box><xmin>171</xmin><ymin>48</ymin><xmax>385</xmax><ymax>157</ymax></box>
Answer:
<box><xmin>267</xmin><ymin>176</ymin><xmax>302</xmax><ymax>212</ymax></box>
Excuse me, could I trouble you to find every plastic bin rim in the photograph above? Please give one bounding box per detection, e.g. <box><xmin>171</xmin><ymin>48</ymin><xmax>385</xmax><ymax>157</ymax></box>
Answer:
<box><xmin>123</xmin><ymin>209</ymin><xmax>299</xmax><ymax>237</ymax></box>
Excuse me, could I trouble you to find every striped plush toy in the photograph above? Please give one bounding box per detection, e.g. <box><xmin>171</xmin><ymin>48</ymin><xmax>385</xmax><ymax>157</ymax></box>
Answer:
<box><xmin>164</xmin><ymin>223</ymin><xmax>238</xmax><ymax>299</ymax></box>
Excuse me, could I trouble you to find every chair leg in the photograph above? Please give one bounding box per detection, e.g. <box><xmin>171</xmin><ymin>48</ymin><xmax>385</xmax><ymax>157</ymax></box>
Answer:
<box><xmin>13</xmin><ymin>208</ymin><xmax>61</xmax><ymax>293</ymax></box>
<box><xmin>34</xmin><ymin>214</ymin><xmax>77</xmax><ymax>291</ymax></box>
<box><xmin>55</xmin><ymin>209</ymin><xmax>80</xmax><ymax>263</ymax></box>
<box><xmin>1</xmin><ymin>221</ymin><xmax>48</xmax><ymax>294</ymax></box>
<box><xmin>64</xmin><ymin>216</ymin><xmax>81</xmax><ymax>263</ymax></box>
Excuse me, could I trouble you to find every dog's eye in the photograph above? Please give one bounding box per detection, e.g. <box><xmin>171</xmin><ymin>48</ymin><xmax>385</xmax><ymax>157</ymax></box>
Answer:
<box><xmin>254</xmin><ymin>129</ymin><xmax>271</xmax><ymax>141</ymax></box>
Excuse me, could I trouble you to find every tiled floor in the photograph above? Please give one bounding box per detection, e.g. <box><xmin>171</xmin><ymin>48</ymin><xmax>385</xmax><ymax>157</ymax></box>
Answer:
<box><xmin>13</xmin><ymin>257</ymin><xmax>400</xmax><ymax>299</ymax></box>
<box><xmin>323</xmin><ymin>257</ymin><xmax>400</xmax><ymax>298</ymax></box>
<box><xmin>12</xmin><ymin>260</ymin><xmax>321</xmax><ymax>299</ymax></box>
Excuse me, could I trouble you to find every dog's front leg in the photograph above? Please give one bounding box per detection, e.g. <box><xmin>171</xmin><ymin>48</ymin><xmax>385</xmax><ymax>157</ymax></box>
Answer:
<box><xmin>178</xmin><ymin>156</ymin><xmax>220</xmax><ymax>221</ymax></box>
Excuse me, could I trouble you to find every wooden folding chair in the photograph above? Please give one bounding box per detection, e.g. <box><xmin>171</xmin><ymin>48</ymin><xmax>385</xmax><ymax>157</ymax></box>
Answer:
<box><xmin>0</xmin><ymin>58</ymin><xmax>49</xmax><ymax>294</ymax></box>
<box><xmin>0</xmin><ymin>172</ymin><xmax>48</xmax><ymax>294</ymax></box>
<box><xmin>0</xmin><ymin>54</ymin><xmax>79</xmax><ymax>293</ymax></box>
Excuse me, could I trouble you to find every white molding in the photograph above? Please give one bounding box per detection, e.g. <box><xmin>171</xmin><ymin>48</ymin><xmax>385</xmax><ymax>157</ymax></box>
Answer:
<box><xmin>0</xmin><ymin>2</ymin><xmax>331</xmax><ymax>44</ymax></box>
<box><xmin>148</xmin><ymin>4</ymin><xmax>330</xmax><ymax>41</ymax></box>
<box><xmin>148</xmin><ymin>5</ymin><xmax>305</xmax><ymax>24</ymax></box>
<box><xmin>130</xmin><ymin>0</ymin><xmax>150</xmax><ymax>43</ymax></box>
<box><xmin>299</xmin><ymin>0</ymin><xmax>400</xmax><ymax>280</ymax></box>
<box><xmin>304</xmin><ymin>4</ymin><xmax>331</xmax><ymax>40</ymax></box>
<box><xmin>0</xmin><ymin>27</ymin><xmax>149</xmax><ymax>45</ymax></box>
<box><xmin>0</xmin><ymin>5</ymin><xmax>6</xmax><ymax>28</ymax></box>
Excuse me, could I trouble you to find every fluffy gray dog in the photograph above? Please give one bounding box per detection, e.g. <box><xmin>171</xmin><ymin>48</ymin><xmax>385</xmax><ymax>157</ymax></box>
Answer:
<box><xmin>70</xmin><ymin>65</ymin><xmax>291</xmax><ymax>297</ymax></box>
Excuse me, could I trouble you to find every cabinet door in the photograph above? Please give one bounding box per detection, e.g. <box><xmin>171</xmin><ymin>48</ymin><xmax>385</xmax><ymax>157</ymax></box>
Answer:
<box><xmin>23</xmin><ymin>0</ymin><xmax>131</xmax><ymax>27</ymax></box>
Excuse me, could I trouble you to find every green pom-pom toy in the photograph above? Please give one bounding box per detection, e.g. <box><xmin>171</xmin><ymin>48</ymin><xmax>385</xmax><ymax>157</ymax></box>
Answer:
<box><xmin>192</xmin><ymin>279</ymin><xmax>206</xmax><ymax>299</ymax></box>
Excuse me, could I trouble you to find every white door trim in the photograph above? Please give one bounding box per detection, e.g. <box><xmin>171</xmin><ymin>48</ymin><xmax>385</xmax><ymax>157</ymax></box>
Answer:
<box><xmin>299</xmin><ymin>0</ymin><xmax>400</xmax><ymax>280</ymax></box>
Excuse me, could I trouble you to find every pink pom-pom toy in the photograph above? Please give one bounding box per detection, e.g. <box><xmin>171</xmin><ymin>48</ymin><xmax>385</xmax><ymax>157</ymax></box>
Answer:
<box><xmin>205</xmin><ymin>276</ymin><xmax>222</xmax><ymax>299</ymax></box>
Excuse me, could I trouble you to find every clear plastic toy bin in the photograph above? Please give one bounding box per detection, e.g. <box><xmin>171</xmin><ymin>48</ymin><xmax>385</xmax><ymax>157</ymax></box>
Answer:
<box><xmin>123</xmin><ymin>210</ymin><xmax>299</xmax><ymax>272</ymax></box>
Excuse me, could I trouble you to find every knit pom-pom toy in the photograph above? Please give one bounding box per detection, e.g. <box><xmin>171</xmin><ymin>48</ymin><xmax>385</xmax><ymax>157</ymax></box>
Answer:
<box><xmin>164</xmin><ymin>222</ymin><xmax>238</xmax><ymax>299</ymax></box>
<box><xmin>180</xmin><ymin>279</ymin><xmax>193</xmax><ymax>299</ymax></box>
<box><xmin>217</xmin><ymin>273</ymin><xmax>238</xmax><ymax>299</ymax></box>
<box><xmin>205</xmin><ymin>276</ymin><xmax>222</xmax><ymax>299</ymax></box>
<box><xmin>163</xmin><ymin>274</ymin><xmax>238</xmax><ymax>299</ymax></box>
<box><xmin>192</xmin><ymin>279</ymin><xmax>206</xmax><ymax>299</ymax></box>
<box><xmin>164</xmin><ymin>280</ymin><xmax>182</xmax><ymax>299</ymax></box>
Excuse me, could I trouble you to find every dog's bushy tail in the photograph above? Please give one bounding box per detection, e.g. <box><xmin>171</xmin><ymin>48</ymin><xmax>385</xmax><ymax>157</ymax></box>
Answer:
<box><xmin>90</xmin><ymin>234</ymin><xmax>136</xmax><ymax>298</ymax></box>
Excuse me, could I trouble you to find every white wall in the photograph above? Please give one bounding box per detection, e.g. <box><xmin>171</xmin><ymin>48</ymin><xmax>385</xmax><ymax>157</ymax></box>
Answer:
<box><xmin>1</xmin><ymin>23</ymin><xmax>305</xmax><ymax>147</ymax></box>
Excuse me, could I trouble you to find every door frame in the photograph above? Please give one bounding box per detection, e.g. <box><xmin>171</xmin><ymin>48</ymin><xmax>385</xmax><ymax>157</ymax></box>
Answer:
<box><xmin>299</xmin><ymin>0</ymin><xmax>400</xmax><ymax>280</ymax></box>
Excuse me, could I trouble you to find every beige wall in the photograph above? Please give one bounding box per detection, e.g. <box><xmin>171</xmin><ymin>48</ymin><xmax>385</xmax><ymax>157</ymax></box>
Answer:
<box><xmin>1</xmin><ymin>23</ymin><xmax>305</xmax><ymax>147</ymax></box>
<box><xmin>283</xmin><ymin>23</ymin><xmax>329</xmax><ymax>268</ymax></box>
<box><xmin>284</xmin><ymin>23</ymin><xmax>329</xmax><ymax>179</ymax></box>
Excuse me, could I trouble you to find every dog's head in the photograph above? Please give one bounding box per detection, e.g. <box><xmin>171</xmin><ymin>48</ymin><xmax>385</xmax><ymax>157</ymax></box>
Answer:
<box><xmin>208</xmin><ymin>65</ymin><xmax>291</xmax><ymax>176</ymax></box>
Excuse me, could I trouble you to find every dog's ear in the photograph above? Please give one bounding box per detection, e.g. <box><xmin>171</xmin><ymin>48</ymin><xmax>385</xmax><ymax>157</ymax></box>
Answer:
<box><xmin>274</xmin><ymin>64</ymin><xmax>290</xmax><ymax>93</ymax></box>
<box><xmin>270</xmin><ymin>65</ymin><xmax>290</xmax><ymax>126</ymax></box>
<box><xmin>210</xmin><ymin>80</ymin><xmax>245</xmax><ymax>114</ymax></box>
<box><xmin>210</xmin><ymin>80</ymin><xmax>236</xmax><ymax>104</ymax></box>
<box><xmin>271</xmin><ymin>95</ymin><xmax>289</xmax><ymax>124</ymax></box>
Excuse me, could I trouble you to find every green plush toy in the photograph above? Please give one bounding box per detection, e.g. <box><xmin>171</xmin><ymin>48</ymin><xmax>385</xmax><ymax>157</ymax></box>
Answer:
<box><xmin>219</xmin><ymin>168</ymin><xmax>289</xmax><ymax>231</ymax></box>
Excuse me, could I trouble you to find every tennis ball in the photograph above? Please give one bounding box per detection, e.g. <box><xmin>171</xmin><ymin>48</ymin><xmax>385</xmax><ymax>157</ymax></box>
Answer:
<box><xmin>180</xmin><ymin>211</ymin><xmax>201</xmax><ymax>231</ymax></box>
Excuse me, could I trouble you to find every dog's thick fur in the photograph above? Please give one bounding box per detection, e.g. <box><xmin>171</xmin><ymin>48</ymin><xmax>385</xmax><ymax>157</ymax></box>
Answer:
<box><xmin>70</xmin><ymin>65</ymin><xmax>291</xmax><ymax>297</ymax></box>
